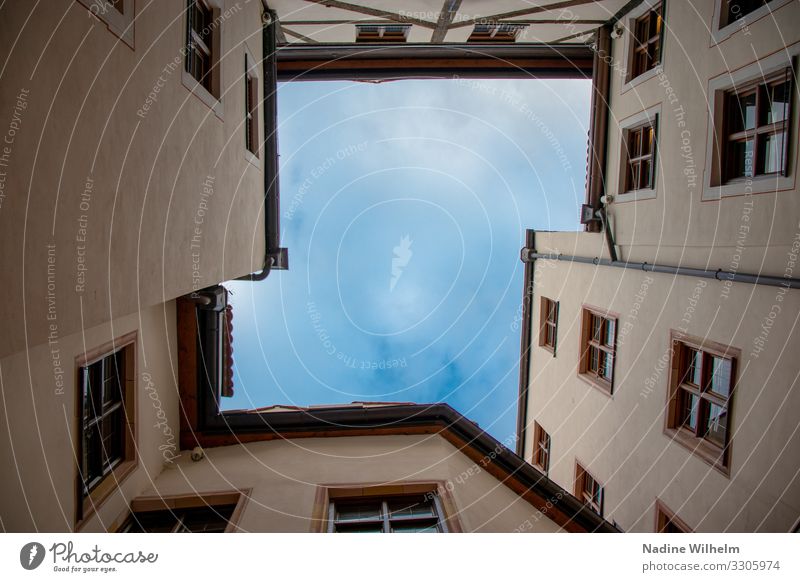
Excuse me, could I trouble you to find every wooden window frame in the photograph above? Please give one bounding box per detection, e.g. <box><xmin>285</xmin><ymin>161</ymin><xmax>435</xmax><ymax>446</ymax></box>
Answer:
<box><xmin>182</xmin><ymin>0</ymin><xmax>224</xmax><ymax>118</ymax></box>
<box><xmin>721</xmin><ymin>69</ymin><xmax>793</xmax><ymax>183</ymax></box>
<box><xmin>622</xmin><ymin>118</ymin><xmax>658</xmax><ymax>193</ymax></box>
<box><xmin>574</xmin><ymin>462</ymin><xmax>604</xmax><ymax>517</ymax></box>
<box><xmin>628</xmin><ymin>1</ymin><xmax>664</xmax><ymax>81</ymax></box>
<box><xmin>664</xmin><ymin>330</ymin><xmax>739</xmax><ymax>476</ymax></box>
<box><xmin>311</xmin><ymin>481</ymin><xmax>462</xmax><ymax>533</ymax></box>
<box><xmin>655</xmin><ymin>499</ymin><xmax>692</xmax><ymax>533</ymax></box>
<box><xmin>538</xmin><ymin>297</ymin><xmax>559</xmax><ymax>354</ymax></box>
<box><xmin>117</xmin><ymin>489</ymin><xmax>250</xmax><ymax>533</ymax></box>
<box><xmin>532</xmin><ymin>422</ymin><xmax>551</xmax><ymax>474</ymax></box>
<box><xmin>578</xmin><ymin>306</ymin><xmax>618</xmax><ymax>395</ymax></box>
<box><xmin>74</xmin><ymin>332</ymin><xmax>138</xmax><ymax>530</ymax></box>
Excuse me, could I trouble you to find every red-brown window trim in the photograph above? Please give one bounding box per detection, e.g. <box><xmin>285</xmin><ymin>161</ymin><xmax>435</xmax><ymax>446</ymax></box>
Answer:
<box><xmin>538</xmin><ymin>297</ymin><xmax>559</xmax><ymax>354</ymax></box>
<box><xmin>655</xmin><ymin>499</ymin><xmax>692</xmax><ymax>532</ymax></box>
<box><xmin>574</xmin><ymin>461</ymin><xmax>604</xmax><ymax>517</ymax></box>
<box><xmin>578</xmin><ymin>306</ymin><xmax>618</xmax><ymax>395</ymax></box>
<box><xmin>628</xmin><ymin>1</ymin><xmax>664</xmax><ymax>81</ymax></box>
<box><xmin>664</xmin><ymin>330</ymin><xmax>739</xmax><ymax>476</ymax></box>
<box><xmin>74</xmin><ymin>331</ymin><xmax>138</xmax><ymax>531</ymax></box>
<box><xmin>532</xmin><ymin>422</ymin><xmax>551</xmax><ymax>474</ymax></box>
<box><xmin>721</xmin><ymin>68</ymin><xmax>793</xmax><ymax>183</ymax></box>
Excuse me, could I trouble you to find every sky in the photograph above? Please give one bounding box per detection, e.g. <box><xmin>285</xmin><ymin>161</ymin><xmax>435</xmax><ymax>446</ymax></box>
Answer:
<box><xmin>223</xmin><ymin>77</ymin><xmax>591</xmax><ymax>445</ymax></box>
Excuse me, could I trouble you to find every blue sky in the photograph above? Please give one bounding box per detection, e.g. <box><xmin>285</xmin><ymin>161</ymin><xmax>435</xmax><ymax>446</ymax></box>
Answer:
<box><xmin>224</xmin><ymin>77</ymin><xmax>591</xmax><ymax>444</ymax></box>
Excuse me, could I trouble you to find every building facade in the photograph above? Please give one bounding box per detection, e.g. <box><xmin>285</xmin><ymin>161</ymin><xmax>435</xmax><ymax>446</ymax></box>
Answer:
<box><xmin>517</xmin><ymin>0</ymin><xmax>800</xmax><ymax>532</ymax></box>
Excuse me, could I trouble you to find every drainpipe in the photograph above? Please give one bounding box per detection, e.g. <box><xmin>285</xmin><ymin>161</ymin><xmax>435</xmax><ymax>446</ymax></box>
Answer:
<box><xmin>237</xmin><ymin>5</ymin><xmax>288</xmax><ymax>281</ymax></box>
<box><xmin>515</xmin><ymin>229</ymin><xmax>536</xmax><ymax>457</ymax></box>
<box><xmin>520</xmin><ymin>249</ymin><xmax>800</xmax><ymax>290</ymax></box>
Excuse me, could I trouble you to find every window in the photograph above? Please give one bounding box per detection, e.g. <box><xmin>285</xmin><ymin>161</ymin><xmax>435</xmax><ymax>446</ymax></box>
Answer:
<box><xmin>720</xmin><ymin>0</ymin><xmax>767</xmax><ymax>27</ymax></box>
<box><xmin>629</xmin><ymin>2</ymin><xmax>663</xmax><ymax>80</ymax></box>
<box><xmin>575</xmin><ymin>463</ymin><xmax>604</xmax><ymax>516</ymax></box>
<box><xmin>328</xmin><ymin>494</ymin><xmax>447</xmax><ymax>533</ymax></box>
<box><xmin>539</xmin><ymin>297</ymin><xmax>558</xmax><ymax>353</ymax></box>
<box><xmin>532</xmin><ymin>422</ymin><xmax>551</xmax><ymax>473</ymax></box>
<box><xmin>244</xmin><ymin>51</ymin><xmax>259</xmax><ymax>158</ymax></box>
<box><xmin>722</xmin><ymin>70</ymin><xmax>793</xmax><ymax>182</ymax></box>
<box><xmin>468</xmin><ymin>24</ymin><xmax>527</xmax><ymax>43</ymax></box>
<box><xmin>623</xmin><ymin>120</ymin><xmax>657</xmax><ymax>192</ymax></box>
<box><xmin>665</xmin><ymin>332</ymin><xmax>738</xmax><ymax>472</ymax></box>
<box><xmin>186</xmin><ymin>0</ymin><xmax>215</xmax><ymax>92</ymax></box>
<box><xmin>76</xmin><ymin>0</ymin><xmax>134</xmax><ymax>46</ymax></box>
<box><xmin>579</xmin><ymin>307</ymin><xmax>617</xmax><ymax>393</ymax></box>
<box><xmin>355</xmin><ymin>24</ymin><xmax>411</xmax><ymax>43</ymax></box>
<box><xmin>76</xmin><ymin>334</ymin><xmax>136</xmax><ymax>525</ymax></box>
<box><xmin>119</xmin><ymin>491</ymin><xmax>248</xmax><ymax>533</ymax></box>
<box><xmin>655</xmin><ymin>500</ymin><xmax>692</xmax><ymax>532</ymax></box>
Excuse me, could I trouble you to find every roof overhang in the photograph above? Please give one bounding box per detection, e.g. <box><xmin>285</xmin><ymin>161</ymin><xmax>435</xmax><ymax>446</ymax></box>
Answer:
<box><xmin>276</xmin><ymin>42</ymin><xmax>594</xmax><ymax>81</ymax></box>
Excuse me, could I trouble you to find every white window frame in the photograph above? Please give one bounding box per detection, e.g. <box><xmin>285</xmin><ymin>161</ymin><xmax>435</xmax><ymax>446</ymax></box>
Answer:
<box><xmin>614</xmin><ymin>104</ymin><xmax>660</xmax><ymax>203</ymax></box>
<box><xmin>710</xmin><ymin>0</ymin><xmax>793</xmax><ymax>45</ymax></box>
<box><xmin>619</xmin><ymin>0</ymin><xmax>666</xmax><ymax>93</ymax></box>
<box><xmin>77</xmin><ymin>0</ymin><xmax>135</xmax><ymax>48</ymax></box>
<box><xmin>702</xmin><ymin>45</ymin><xmax>797</xmax><ymax>200</ymax></box>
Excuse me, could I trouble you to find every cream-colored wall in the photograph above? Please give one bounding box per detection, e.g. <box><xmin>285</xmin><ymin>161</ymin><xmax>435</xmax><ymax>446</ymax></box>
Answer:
<box><xmin>0</xmin><ymin>0</ymin><xmax>266</xmax><ymax>359</ymax></box>
<box><xmin>146</xmin><ymin>434</ymin><xmax>564</xmax><ymax>533</ymax></box>
<box><xmin>523</xmin><ymin>248</ymin><xmax>800</xmax><ymax>532</ymax></box>
<box><xmin>0</xmin><ymin>301</ymin><xmax>180</xmax><ymax>532</ymax></box>
<box><xmin>604</xmin><ymin>0</ymin><xmax>800</xmax><ymax>273</ymax></box>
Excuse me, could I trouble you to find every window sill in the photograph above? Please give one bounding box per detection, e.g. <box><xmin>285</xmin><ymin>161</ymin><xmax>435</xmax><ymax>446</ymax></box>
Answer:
<box><xmin>664</xmin><ymin>427</ymin><xmax>730</xmax><ymax>477</ymax></box>
<box><xmin>181</xmin><ymin>69</ymin><xmax>224</xmax><ymax>120</ymax></box>
<box><xmin>245</xmin><ymin>149</ymin><xmax>261</xmax><ymax>169</ymax></box>
<box><xmin>621</xmin><ymin>66</ymin><xmax>660</xmax><ymax>94</ymax></box>
<box><xmin>75</xmin><ymin>459</ymin><xmax>137</xmax><ymax>531</ymax></box>
<box><xmin>614</xmin><ymin>186</ymin><xmax>657</xmax><ymax>203</ymax></box>
<box><xmin>703</xmin><ymin>172</ymin><xmax>793</xmax><ymax>200</ymax></box>
<box><xmin>539</xmin><ymin>343</ymin><xmax>556</xmax><ymax>356</ymax></box>
<box><xmin>577</xmin><ymin>372</ymin><xmax>613</xmax><ymax>398</ymax></box>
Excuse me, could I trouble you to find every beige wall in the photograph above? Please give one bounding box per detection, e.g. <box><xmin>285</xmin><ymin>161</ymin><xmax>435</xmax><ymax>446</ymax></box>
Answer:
<box><xmin>604</xmin><ymin>0</ymin><xmax>800</xmax><ymax>273</ymax></box>
<box><xmin>0</xmin><ymin>0</ymin><xmax>266</xmax><ymax>359</ymax></box>
<box><xmin>523</xmin><ymin>236</ymin><xmax>800</xmax><ymax>532</ymax></box>
<box><xmin>0</xmin><ymin>301</ymin><xmax>180</xmax><ymax>532</ymax></box>
<box><xmin>145</xmin><ymin>434</ymin><xmax>564</xmax><ymax>533</ymax></box>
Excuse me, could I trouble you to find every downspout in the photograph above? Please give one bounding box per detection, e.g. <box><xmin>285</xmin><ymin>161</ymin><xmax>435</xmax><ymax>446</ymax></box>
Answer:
<box><xmin>515</xmin><ymin>229</ymin><xmax>536</xmax><ymax>457</ymax></box>
<box><xmin>237</xmin><ymin>5</ymin><xmax>288</xmax><ymax>281</ymax></box>
<box><xmin>520</xmin><ymin>249</ymin><xmax>800</xmax><ymax>290</ymax></box>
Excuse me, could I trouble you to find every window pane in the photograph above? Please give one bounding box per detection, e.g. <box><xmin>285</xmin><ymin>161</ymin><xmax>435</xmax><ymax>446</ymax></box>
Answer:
<box><xmin>388</xmin><ymin>498</ymin><xmax>434</xmax><ymax>519</ymax></box>
<box><xmin>728</xmin><ymin>139</ymin><xmax>754</xmax><ymax>178</ymax></box>
<box><xmin>683</xmin><ymin>348</ymin><xmax>702</xmax><ymax>386</ymax></box>
<box><xmin>705</xmin><ymin>402</ymin><xmax>728</xmax><ymax>447</ymax></box>
<box><xmin>391</xmin><ymin>523</ymin><xmax>439</xmax><ymax>533</ymax></box>
<box><xmin>604</xmin><ymin>319</ymin><xmax>615</xmax><ymax>347</ymax></box>
<box><xmin>101</xmin><ymin>409</ymin><xmax>123</xmax><ymax>469</ymax></box>
<box><xmin>709</xmin><ymin>357</ymin><xmax>732</xmax><ymax>398</ymax></box>
<box><xmin>591</xmin><ymin>316</ymin><xmax>602</xmax><ymax>342</ymax></box>
<box><xmin>629</xmin><ymin>129</ymin><xmax>642</xmax><ymax>158</ymax></box>
<box><xmin>762</xmin><ymin>81</ymin><xmax>790</xmax><ymax>125</ymax></box>
<box><xmin>639</xmin><ymin>159</ymin><xmax>652</xmax><ymax>189</ymax></box>
<box><xmin>641</xmin><ymin>125</ymin><xmax>654</xmax><ymax>155</ymax></box>
<box><xmin>602</xmin><ymin>353</ymin><xmax>613</xmax><ymax>381</ymax></box>
<box><xmin>335</xmin><ymin>503</ymin><xmax>382</xmax><ymax>522</ymax></box>
<box><xmin>680</xmin><ymin>390</ymin><xmax>699</xmax><ymax>432</ymax></box>
<box><xmin>757</xmin><ymin>131</ymin><xmax>785</xmax><ymax>174</ymax></box>
<box><xmin>589</xmin><ymin>346</ymin><xmax>599</xmax><ymax>373</ymax></box>
<box><xmin>103</xmin><ymin>353</ymin><xmax>123</xmax><ymax>408</ymax></box>
<box><xmin>730</xmin><ymin>91</ymin><xmax>757</xmax><ymax>133</ymax></box>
